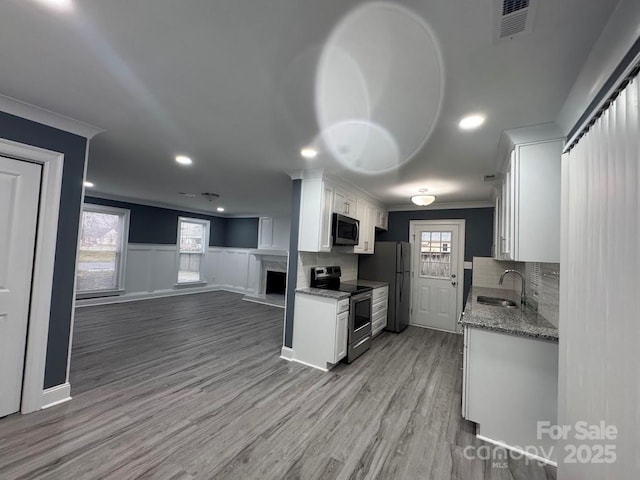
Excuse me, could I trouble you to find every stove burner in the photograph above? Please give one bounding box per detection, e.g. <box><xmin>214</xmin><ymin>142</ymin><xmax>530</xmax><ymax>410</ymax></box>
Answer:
<box><xmin>310</xmin><ymin>266</ymin><xmax>372</xmax><ymax>296</ymax></box>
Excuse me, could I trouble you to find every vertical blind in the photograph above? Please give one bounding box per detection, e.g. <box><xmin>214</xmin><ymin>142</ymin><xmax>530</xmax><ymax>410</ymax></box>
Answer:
<box><xmin>560</xmin><ymin>73</ymin><xmax>639</xmax><ymax>478</ymax></box>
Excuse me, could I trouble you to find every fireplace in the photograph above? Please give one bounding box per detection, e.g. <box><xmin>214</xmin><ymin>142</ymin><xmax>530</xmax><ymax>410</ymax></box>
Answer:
<box><xmin>243</xmin><ymin>252</ymin><xmax>288</xmax><ymax>309</ymax></box>
<box><xmin>266</xmin><ymin>270</ymin><xmax>286</xmax><ymax>295</ymax></box>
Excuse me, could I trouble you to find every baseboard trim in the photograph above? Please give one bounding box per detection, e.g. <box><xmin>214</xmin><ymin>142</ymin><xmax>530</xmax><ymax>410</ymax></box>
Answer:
<box><xmin>289</xmin><ymin>358</ymin><xmax>330</xmax><ymax>372</ymax></box>
<box><xmin>75</xmin><ymin>285</ymin><xmax>242</xmax><ymax>307</ymax></box>
<box><xmin>475</xmin><ymin>433</ymin><xmax>558</xmax><ymax>467</ymax></box>
<box><xmin>41</xmin><ymin>382</ymin><xmax>72</xmax><ymax>410</ymax></box>
<box><xmin>280</xmin><ymin>346</ymin><xmax>294</xmax><ymax>361</ymax></box>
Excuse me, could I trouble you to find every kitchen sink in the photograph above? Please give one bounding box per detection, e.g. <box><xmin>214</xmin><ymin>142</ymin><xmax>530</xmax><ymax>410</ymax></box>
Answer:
<box><xmin>477</xmin><ymin>296</ymin><xmax>519</xmax><ymax>308</ymax></box>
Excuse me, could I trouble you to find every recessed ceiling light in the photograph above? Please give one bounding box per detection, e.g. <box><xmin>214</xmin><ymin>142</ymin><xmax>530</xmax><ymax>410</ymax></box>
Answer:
<box><xmin>300</xmin><ymin>147</ymin><xmax>318</xmax><ymax>159</ymax></box>
<box><xmin>459</xmin><ymin>114</ymin><xmax>485</xmax><ymax>130</ymax></box>
<box><xmin>217</xmin><ymin>207</ymin><xmax>225</xmax><ymax>212</ymax></box>
<box><xmin>175</xmin><ymin>155</ymin><xmax>193</xmax><ymax>165</ymax></box>
<box><xmin>83</xmin><ymin>181</ymin><xmax>94</xmax><ymax>188</ymax></box>
<box><xmin>34</xmin><ymin>0</ymin><xmax>74</xmax><ymax>12</ymax></box>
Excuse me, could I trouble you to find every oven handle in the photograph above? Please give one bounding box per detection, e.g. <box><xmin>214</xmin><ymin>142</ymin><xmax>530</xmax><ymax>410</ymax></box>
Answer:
<box><xmin>353</xmin><ymin>336</ymin><xmax>370</xmax><ymax>349</ymax></box>
<box><xmin>353</xmin><ymin>322</ymin><xmax>372</xmax><ymax>334</ymax></box>
<box><xmin>351</xmin><ymin>292</ymin><xmax>372</xmax><ymax>302</ymax></box>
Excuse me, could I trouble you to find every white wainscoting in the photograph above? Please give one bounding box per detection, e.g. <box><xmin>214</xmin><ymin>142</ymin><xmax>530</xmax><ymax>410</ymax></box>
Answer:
<box><xmin>208</xmin><ymin>247</ymin><xmax>257</xmax><ymax>294</ymax></box>
<box><xmin>77</xmin><ymin>245</ymin><xmax>260</xmax><ymax>306</ymax></box>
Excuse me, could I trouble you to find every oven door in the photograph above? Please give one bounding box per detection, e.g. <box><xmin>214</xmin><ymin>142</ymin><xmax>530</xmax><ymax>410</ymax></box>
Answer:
<box><xmin>349</xmin><ymin>292</ymin><xmax>372</xmax><ymax>345</ymax></box>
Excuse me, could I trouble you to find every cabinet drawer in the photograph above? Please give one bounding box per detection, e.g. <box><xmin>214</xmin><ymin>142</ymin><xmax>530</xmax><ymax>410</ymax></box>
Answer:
<box><xmin>372</xmin><ymin>286</ymin><xmax>389</xmax><ymax>301</ymax></box>
<box><xmin>372</xmin><ymin>299</ymin><xmax>387</xmax><ymax>315</ymax></box>
<box><xmin>337</xmin><ymin>298</ymin><xmax>349</xmax><ymax>314</ymax></box>
<box><xmin>372</xmin><ymin>308</ymin><xmax>387</xmax><ymax>325</ymax></box>
<box><xmin>372</xmin><ymin>322</ymin><xmax>385</xmax><ymax>336</ymax></box>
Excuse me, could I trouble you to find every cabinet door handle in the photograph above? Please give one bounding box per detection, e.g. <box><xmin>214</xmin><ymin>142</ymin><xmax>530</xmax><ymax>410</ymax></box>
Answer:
<box><xmin>451</xmin><ymin>281</ymin><xmax>457</xmax><ymax>286</ymax></box>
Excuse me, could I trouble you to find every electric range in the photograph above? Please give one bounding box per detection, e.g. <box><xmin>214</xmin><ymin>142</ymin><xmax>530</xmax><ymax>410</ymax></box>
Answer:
<box><xmin>310</xmin><ymin>266</ymin><xmax>372</xmax><ymax>363</ymax></box>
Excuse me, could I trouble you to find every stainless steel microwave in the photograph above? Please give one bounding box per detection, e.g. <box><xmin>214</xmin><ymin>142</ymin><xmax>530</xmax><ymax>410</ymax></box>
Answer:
<box><xmin>332</xmin><ymin>213</ymin><xmax>359</xmax><ymax>246</ymax></box>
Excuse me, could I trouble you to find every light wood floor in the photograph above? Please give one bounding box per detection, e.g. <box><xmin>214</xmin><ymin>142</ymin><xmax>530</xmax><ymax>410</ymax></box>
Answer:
<box><xmin>0</xmin><ymin>291</ymin><xmax>556</xmax><ymax>479</ymax></box>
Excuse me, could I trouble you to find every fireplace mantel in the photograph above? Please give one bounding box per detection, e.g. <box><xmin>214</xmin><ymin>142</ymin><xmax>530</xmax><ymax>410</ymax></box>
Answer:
<box><xmin>249</xmin><ymin>249</ymin><xmax>288</xmax><ymax>257</ymax></box>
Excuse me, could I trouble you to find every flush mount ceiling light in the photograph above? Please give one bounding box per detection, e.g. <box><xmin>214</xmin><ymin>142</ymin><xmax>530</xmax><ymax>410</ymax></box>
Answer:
<box><xmin>411</xmin><ymin>189</ymin><xmax>436</xmax><ymax>206</ymax></box>
<box><xmin>175</xmin><ymin>155</ymin><xmax>193</xmax><ymax>165</ymax></box>
<box><xmin>83</xmin><ymin>181</ymin><xmax>94</xmax><ymax>188</ymax></box>
<box><xmin>300</xmin><ymin>147</ymin><xmax>318</xmax><ymax>159</ymax></box>
<box><xmin>216</xmin><ymin>207</ymin><xmax>225</xmax><ymax>212</ymax></box>
<box><xmin>34</xmin><ymin>0</ymin><xmax>74</xmax><ymax>12</ymax></box>
<box><xmin>459</xmin><ymin>114</ymin><xmax>486</xmax><ymax>130</ymax></box>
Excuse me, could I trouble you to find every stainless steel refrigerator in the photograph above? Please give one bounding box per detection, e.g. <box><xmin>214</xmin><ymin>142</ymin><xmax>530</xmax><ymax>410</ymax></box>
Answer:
<box><xmin>358</xmin><ymin>241</ymin><xmax>411</xmax><ymax>333</ymax></box>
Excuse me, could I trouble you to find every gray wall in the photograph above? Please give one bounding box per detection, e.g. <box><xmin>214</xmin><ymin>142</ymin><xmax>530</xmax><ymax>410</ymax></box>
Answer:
<box><xmin>85</xmin><ymin>196</ymin><xmax>258</xmax><ymax>248</ymax></box>
<box><xmin>284</xmin><ymin>180</ymin><xmax>302</xmax><ymax>348</ymax></box>
<box><xmin>1</xmin><ymin>111</ymin><xmax>88</xmax><ymax>389</ymax></box>
<box><xmin>376</xmin><ymin>207</ymin><xmax>495</xmax><ymax>305</ymax></box>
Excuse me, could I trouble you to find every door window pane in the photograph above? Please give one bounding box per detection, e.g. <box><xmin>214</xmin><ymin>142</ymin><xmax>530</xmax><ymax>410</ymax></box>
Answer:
<box><xmin>419</xmin><ymin>230</ymin><xmax>453</xmax><ymax>279</ymax></box>
<box><xmin>77</xmin><ymin>208</ymin><xmax>128</xmax><ymax>292</ymax></box>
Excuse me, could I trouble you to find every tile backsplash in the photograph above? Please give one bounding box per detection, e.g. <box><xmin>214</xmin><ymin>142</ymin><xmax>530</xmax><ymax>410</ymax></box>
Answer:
<box><xmin>472</xmin><ymin>256</ymin><xmax>559</xmax><ymax>328</ymax></box>
<box><xmin>296</xmin><ymin>252</ymin><xmax>358</xmax><ymax>288</ymax></box>
<box><xmin>472</xmin><ymin>257</ymin><xmax>524</xmax><ymax>291</ymax></box>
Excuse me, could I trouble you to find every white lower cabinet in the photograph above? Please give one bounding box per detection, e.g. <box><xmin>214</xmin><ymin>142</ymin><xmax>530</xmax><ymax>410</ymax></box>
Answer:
<box><xmin>462</xmin><ymin>326</ymin><xmax>559</xmax><ymax>463</ymax></box>
<box><xmin>371</xmin><ymin>286</ymin><xmax>388</xmax><ymax>336</ymax></box>
<box><xmin>292</xmin><ymin>293</ymin><xmax>349</xmax><ymax>370</ymax></box>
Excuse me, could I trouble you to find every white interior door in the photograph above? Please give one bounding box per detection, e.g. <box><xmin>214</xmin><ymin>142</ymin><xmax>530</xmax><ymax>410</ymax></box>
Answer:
<box><xmin>410</xmin><ymin>222</ymin><xmax>461</xmax><ymax>332</ymax></box>
<box><xmin>0</xmin><ymin>156</ymin><xmax>41</xmax><ymax>417</ymax></box>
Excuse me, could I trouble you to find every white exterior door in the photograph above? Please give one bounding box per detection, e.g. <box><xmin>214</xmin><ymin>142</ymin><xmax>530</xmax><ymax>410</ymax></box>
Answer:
<box><xmin>410</xmin><ymin>222</ymin><xmax>462</xmax><ymax>333</ymax></box>
<box><xmin>0</xmin><ymin>156</ymin><xmax>42</xmax><ymax>417</ymax></box>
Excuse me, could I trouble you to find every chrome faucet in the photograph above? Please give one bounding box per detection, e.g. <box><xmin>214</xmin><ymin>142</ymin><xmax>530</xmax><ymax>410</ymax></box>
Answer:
<box><xmin>499</xmin><ymin>269</ymin><xmax>526</xmax><ymax>304</ymax></box>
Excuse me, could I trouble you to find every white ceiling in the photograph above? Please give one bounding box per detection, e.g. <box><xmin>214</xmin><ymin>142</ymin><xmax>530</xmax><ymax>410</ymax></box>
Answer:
<box><xmin>0</xmin><ymin>0</ymin><xmax>619</xmax><ymax>216</ymax></box>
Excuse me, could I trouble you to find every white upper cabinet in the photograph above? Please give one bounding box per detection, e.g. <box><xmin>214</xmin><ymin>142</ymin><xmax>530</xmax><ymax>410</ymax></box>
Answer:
<box><xmin>374</xmin><ymin>208</ymin><xmax>388</xmax><ymax>231</ymax></box>
<box><xmin>296</xmin><ymin>175</ymin><xmax>387</xmax><ymax>254</ymax></box>
<box><xmin>354</xmin><ymin>198</ymin><xmax>374</xmax><ymax>254</ymax></box>
<box><xmin>298</xmin><ymin>178</ymin><xmax>334</xmax><ymax>252</ymax></box>
<box><xmin>334</xmin><ymin>188</ymin><xmax>356</xmax><ymax>217</ymax></box>
<box><xmin>495</xmin><ymin>138</ymin><xmax>563</xmax><ymax>263</ymax></box>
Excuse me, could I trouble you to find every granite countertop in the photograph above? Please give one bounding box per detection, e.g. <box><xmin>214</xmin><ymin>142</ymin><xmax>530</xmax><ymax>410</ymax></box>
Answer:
<box><xmin>342</xmin><ymin>279</ymin><xmax>389</xmax><ymax>289</ymax></box>
<box><xmin>295</xmin><ymin>288</ymin><xmax>350</xmax><ymax>300</ymax></box>
<box><xmin>460</xmin><ymin>286</ymin><xmax>559</xmax><ymax>342</ymax></box>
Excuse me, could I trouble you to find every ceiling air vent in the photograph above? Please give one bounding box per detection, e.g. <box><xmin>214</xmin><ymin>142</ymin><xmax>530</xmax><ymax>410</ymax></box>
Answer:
<box><xmin>494</xmin><ymin>0</ymin><xmax>537</xmax><ymax>42</ymax></box>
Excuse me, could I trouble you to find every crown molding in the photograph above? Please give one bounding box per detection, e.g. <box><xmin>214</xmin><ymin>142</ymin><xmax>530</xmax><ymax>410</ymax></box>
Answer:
<box><xmin>0</xmin><ymin>95</ymin><xmax>104</xmax><ymax>139</ymax></box>
<box><xmin>388</xmin><ymin>201</ymin><xmax>494</xmax><ymax>212</ymax></box>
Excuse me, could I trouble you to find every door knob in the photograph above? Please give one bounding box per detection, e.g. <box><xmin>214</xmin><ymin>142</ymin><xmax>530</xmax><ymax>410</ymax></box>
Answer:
<box><xmin>451</xmin><ymin>281</ymin><xmax>457</xmax><ymax>286</ymax></box>
<box><xmin>451</xmin><ymin>274</ymin><xmax>456</xmax><ymax>279</ymax></box>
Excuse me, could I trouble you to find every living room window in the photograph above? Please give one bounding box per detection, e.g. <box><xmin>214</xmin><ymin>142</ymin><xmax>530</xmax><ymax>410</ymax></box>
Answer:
<box><xmin>76</xmin><ymin>204</ymin><xmax>130</xmax><ymax>295</ymax></box>
<box><xmin>177</xmin><ymin>217</ymin><xmax>209</xmax><ymax>284</ymax></box>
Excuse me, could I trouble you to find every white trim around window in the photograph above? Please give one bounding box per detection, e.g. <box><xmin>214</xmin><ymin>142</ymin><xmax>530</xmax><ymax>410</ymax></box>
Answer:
<box><xmin>76</xmin><ymin>204</ymin><xmax>130</xmax><ymax>299</ymax></box>
<box><xmin>175</xmin><ymin>217</ymin><xmax>210</xmax><ymax>286</ymax></box>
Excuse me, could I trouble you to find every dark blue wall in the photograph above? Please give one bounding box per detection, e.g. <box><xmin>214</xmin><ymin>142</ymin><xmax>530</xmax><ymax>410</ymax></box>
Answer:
<box><xmin>1</xmin><ymin>111</ymin><xmax>88</xmax><ymax>389</ymax></box>
<box><xmin>377</xmin><ymin>208</ymin><xmax>495</xmax><ymax>305</ymax></box>
<box><xmin>224</xmin><ymin>217</ymin><xmax>259</xmax><ymax>249</ymax></box>
<box><xmin>85</xmin><ymin>197</ymin><xmax>258</xmax><ymax>248</ymax></box>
